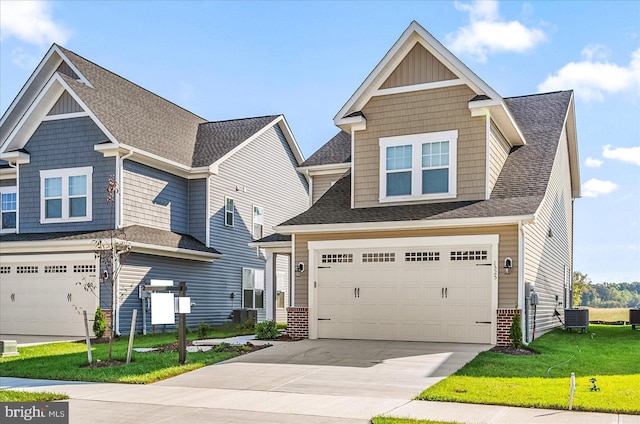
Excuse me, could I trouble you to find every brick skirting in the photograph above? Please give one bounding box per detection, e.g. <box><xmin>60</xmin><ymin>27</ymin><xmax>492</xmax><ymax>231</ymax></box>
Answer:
<box><xmin>286</xmin><ymin>307</ymin><xmax>309</xmax><ymax>340</ymax></box>
<box><xmin>497</xmin><ymin>308</ymin><xmax>521</xmax><ymax>346</ymax></box>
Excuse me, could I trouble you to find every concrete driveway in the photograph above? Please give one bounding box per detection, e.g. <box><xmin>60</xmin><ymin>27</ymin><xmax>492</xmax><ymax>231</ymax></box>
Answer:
<box><xmin>157</xmin><ymin>339</ymin><xmax>489</xmax><ymax>399</ymax></box>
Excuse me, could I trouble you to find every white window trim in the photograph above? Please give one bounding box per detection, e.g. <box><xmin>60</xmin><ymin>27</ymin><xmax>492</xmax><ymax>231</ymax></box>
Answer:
<box><xmin>379</xmin><ymin>130</ymin><xmax>457</xmax><ymax>203</ymax></box>
<box><xmin>40</xmin><ymin>166</ymin><xmax>93</xmax><ymax>223</ymax></box>
<box><xmin>0</xmin><ymin>186</ymin><xmax>17</xmax><ymax>234</ymax></box>
<box><xmin>224</xmin><ymin>196</ymin><xmax>234</xmax><ymax>227</ymax></box>
<box><xmin>242</xmin><ymin>267</ymin><xmax>265</xmax><ymax>310</ymax></box>
<box><xmin>252</xmin><ymin>205</ymin><xmax>264</xmax><ymax>239</ymax></box>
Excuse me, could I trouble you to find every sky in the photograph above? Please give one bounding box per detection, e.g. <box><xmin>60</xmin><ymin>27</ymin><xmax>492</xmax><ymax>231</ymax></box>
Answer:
<box><xmin>1</xmin><ymin>1</ymin><xmax>639</xmax><ymax>284</ymax></box>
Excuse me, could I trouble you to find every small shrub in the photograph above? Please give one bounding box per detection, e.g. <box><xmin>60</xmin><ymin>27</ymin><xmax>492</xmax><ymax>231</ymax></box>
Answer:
<box><xmin>213</xmin><ymin>342</ymin><xmax>231</xmax><ymax>353</ymax></box>
<box><xmin>276</xmin><ymin>322</ymin><xmax>287</xmax><ymax>330</ymax></box>
<box><xmin>510</xmin><ymin>310</ymin><xmax>523</xmax><ymax>349</ymax></box>
<box><xmin>197</xmin><ymin>322</ymin><xmax>213</xmax><ymax>339</ymax></box>
<box><xmin>237</xmin><ymin>317</ymin><xmax>255</xmax><ymax>333</ymax></box>
<box><xmin>255</xmin><ymin>320</ymin><xmax>279</xmax><ymax>339</ymax></box>
<box><xmin>93</xmin><ymin>307</ymin><xmax>106</xmax><ymax>338</ymax></box>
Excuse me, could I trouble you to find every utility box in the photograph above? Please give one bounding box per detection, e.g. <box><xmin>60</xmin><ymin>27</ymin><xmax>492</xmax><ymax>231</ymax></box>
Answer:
<box><xmin>232</xmin><ymin>309</ymin><xmax>257</xmax><ymax>324</ymax></box>
<box><xmin>564</xmin><ymin>308</ymin><xmax>589</xmax><ymax>333</ymax></box>
<box><xmin>630</xmin><ymin>309</ymin><xmax>640</xmax><ymax>330</ymax></box>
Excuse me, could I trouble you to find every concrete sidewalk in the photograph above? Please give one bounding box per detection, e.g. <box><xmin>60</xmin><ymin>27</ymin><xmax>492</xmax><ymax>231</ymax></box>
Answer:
<box><xmin>2</xmin><ymin>376</ymin><xmax>638</xmax><ymax>424</ymax></box>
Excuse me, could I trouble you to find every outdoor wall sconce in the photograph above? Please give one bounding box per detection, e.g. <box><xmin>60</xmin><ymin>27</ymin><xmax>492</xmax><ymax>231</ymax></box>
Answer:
<box><xmin>504</xmin><ymin>257</ymin><xmax>513</xmax><ymax>274</ymax></box>
<box><xmin>296</xmin><ymin>262</ymin><xmax>305</xmax><ymax>277</ymax></box>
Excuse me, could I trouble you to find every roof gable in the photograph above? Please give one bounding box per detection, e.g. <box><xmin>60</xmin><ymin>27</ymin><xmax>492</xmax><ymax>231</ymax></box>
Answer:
<box><xmin>380</xmin><ymin>43</ymin><xmax>457</xmax><ymax>89</ymax></box>
<box><xmin>299</xmin><ymin>131</ymin><xmax>351</xmax><ymax>168</ymax></box>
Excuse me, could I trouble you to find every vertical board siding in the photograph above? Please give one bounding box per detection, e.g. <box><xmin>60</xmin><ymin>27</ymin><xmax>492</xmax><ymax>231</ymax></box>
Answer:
<box><xmin>118</xmin><ymin>253</ymin><xmax>220</xmax><ymax>334</ymax></box>
<box><xmin>275</xmin><ymin>253</ymin><xmax>290</xmax><ymax>323</ymax></box>
<box><xmin>208</xmin><ymin>124</ymin><xmax>309</xmax><ymax>323</ymax></box>
<box><xmin>188</xmin><ymin>178</ymin><xmax>207</xmax><ymax>244</ymax></box>
<box><xmin>47</xmin><ymin>91</ymin><xmax>84</xmax><ymax>116</ymax></box>
<box><xmin>18</xmin><ymin>117</ymin><xmax>115</xmax><ymax>232</ymax></box>
<box><xmin>381</xmin><ymin>43</ymin><xmax>457</xmax><ymax>89</ymax></box>
<box><xmin>488</xmin><ymin>121</ymin><xmax>511</xmax><ymax>195</ymax></box>
<box><xmin>294</xmin><ymin>225</ymin><xmax>518</xmax><ymax>308</ymax></box>
<box><xmin>122</xmin><ymin>161</ymin><xmax>188</xmax><ymax>234</ymax></box>
<box><xmin>523</xmin><ymin>126</ymin><xmax>573</xmax><ymax>336</ymax></box>
<box><xmin>355</xmin><ymin>85</ymin><xmax>486</xmax><ymax>208</ymax></box>
<box><xmin>56</xmin><ymin>61</ymin><xmax>79</xmax><ymax>80</ymax></box>
<box><xmin>312</xmin><ymin>173</ymin><xmax>343</xmax><ymax>204</ymax></box>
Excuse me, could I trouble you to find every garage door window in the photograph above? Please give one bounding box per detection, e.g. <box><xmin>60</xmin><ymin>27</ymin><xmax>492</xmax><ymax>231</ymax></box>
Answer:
<box><xmin>17</xmin><ymin>266</ymin><xmax>38</xmax><ymax>273</ymax></box>
<box><xmin>321</xmin><ymin>253</ymin><xmax>353</xmax><ymax>263</ymax></box>
<box><xmin>45</xmin><ymin>265</ymin><xmax>67</xmax><ymax>273</ymax></box>
<box><xmin>362</xmin><ymin>252</ymin><xmax>395</xmax><ymax>263</ymax></box>
<box><xmin>405</xmin><ymin>251</ymin><xmax>440</xmax><ymax>262</ymax></box>
<box><xmin>242</xmin><ymin>268</ymin><xmax>265</xmax><ymax>309</ymax></box>
<box><xmin>40</xmin><ymin>167</ymin><xmax>92</xmax><ymax>223</ymax></box>
<box><xmin>450</xmin><ymin>250</ymin><xmax>487</xmax><ymax>261</ymax></box>
<box><xmin>1</xmin><ymin>187</ymin><xmax>17</xmax><ymax>232</ymax></box>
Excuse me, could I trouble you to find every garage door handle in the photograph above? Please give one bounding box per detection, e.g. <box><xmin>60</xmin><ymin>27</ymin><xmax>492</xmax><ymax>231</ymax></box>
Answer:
<box><xmin>441</xmin><ymin>287</ymin><xmax>444</xmax><ymax>298</ymax></box>
<box><xmin>11</xmin><ymin>293</ymin><xmax>15</xmax><ymax>302</ymax></box>
<box><xmin>357</xmin><ymin>288</ymin><xmax>360</xmax><ymax>298</ymax></box>
<box><xmin>354</xmin><ymin>288</ymin><xmax>357</xmax><ymax>298</ymax></box>
<box><xmin>476</xmin><ymin>263</ymin><xmax>492</xmax><ymax>266</ymax></box>
<box><xmin>318</xmin><ymin>318</ymin><xmax>331</xmax><ymax>321</ymax></box>
<box><xmin>67</xmin><ymin>293</ymin><xmax>72</xmax><ymax>302</ymax></box>
<box><xmin>445</xmin><ymin>287</ymin><xmax>448</xmax><ymax>298</ymax></box>
<box><xmin>475</xmin><ymin>321</ymin><xmax>491</xmax><ymax>324</ymax></box>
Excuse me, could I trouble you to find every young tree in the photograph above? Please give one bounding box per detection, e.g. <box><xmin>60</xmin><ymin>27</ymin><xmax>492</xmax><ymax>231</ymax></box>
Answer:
<box><xmin>572</xmin><ymin>271</ymin><xmax>592</xmax><ymax>307</ymax></box>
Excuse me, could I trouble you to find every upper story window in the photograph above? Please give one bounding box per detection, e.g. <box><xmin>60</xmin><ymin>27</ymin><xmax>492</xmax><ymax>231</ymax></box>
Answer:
<box><xmin>252</xmin><ymin>205</ymin><xmax>264</xmax><ymax>239</ymax></box>
<box><xmin>225</xmin><ymin>197</ymin><xmax>234</xmax><ymax>227</ymax></box>
<box><xmin>379</xmin><ymin>130</ymin><xmax>457</xmax><ymax>202</ymax></box>
<box><xmin>40</xmin><ymin>167</ymin><xmax>92</xmax><ymax>223</ymax></box>
<box><xmin>1</xmin><ymin>187</ymin><xmax>17</xmax><ymax>233</ymax></box>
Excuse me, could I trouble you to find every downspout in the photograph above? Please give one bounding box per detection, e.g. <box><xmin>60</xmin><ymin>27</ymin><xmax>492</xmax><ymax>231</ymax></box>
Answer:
<box><xmin>518</xmin><ymin>220</ymin><xmax>526</xmax><ymax>343</ymax></box>
<box><xmin>115</xmin><ymin>149</ymin><xmax>132</xmax><ymax>335</ymax></box>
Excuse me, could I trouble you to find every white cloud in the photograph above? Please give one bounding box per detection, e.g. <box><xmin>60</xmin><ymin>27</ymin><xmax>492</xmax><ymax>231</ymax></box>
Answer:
<box><xmin>0</xmin><ymin>1</ymin><xmax>70</xmax><ymax>45</ymax></box>
<box><xmin>538</xmin><ymin>46</ymin><xmax>640</xmax><ymax>101</ymax></box>
<box><xmin>603</xmin><ymin>145</ymin><xmax>640</xmax><ymax>166</ymax></box>
<box><xmin>581</xmin><ymin>178</ymin><xmax>618</xmax><ymax>198</ymax></box>
<box><xmin>584</xmin><ymin>157</ymin><xmax>603</xmax><ymax>168</ymax></box>
<box><xmin>447</xmin><ymin>0</ymin><xmax>546</xmax><ymax>63</ymax></box>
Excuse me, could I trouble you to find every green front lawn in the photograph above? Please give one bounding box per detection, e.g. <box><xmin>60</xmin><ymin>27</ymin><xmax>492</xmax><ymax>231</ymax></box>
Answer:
<box><xmin>419</xmin><ymin>325</ymin><xmax>639</xmax><ymax>414</ymax></box>
<box><xmin>588</xmin><ymin>307</ymin><xmax>630</xmax><ymax>322</ymax></box>
<box><xmin>0</xmin><ymin>326</ymin><xmax>257</xmax><ymax>384</ymax></box>
<box><xmin>372</xmin><ymin>418</ymin><xmax>459</xmax><ymax>424</ymax></box>
<box><xmin>0</xmin><ymin>390</ymin><xmax>69</xmax><ymax>402</ymax></box>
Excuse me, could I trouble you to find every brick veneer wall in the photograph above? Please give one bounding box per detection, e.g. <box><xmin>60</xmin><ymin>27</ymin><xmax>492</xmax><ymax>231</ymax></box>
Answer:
<box><xmin>497</xmin><ymin>308</ymin><xmax>521</xmax><ymax>346</ymax></box>
<box><xmin>286</xmin><ymin>307</ymin><xmax>309</xmax><ymax>340</ymax></box>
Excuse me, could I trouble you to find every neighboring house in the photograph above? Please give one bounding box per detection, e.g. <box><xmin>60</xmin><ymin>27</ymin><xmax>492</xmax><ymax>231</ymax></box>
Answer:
<box><xmin>270</xmin><ymin>21</ymin><xmax>580</xmax><ymax>346</ymax></box>
<box><xmin>0</xmin><ymin>45</ymin><xmax>309</xmax><ymax>337</ymax></box>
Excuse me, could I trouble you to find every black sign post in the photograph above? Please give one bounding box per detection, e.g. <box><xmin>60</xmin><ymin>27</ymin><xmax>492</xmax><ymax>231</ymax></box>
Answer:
<box><xmin>142</xmin><ymin>281</ymin><xmax>188</xmax><ymax>365</ymax></box>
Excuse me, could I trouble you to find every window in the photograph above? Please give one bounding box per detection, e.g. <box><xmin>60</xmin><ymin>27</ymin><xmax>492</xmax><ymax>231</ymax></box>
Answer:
<box><xmin>225</xmin><ymin>197</ymin><xmax>234</xmax><ymax>227</ymax></box>
<box><xmin>242</xmin><ymin>268</ymin><xmax>265</xmax><ymax>309</ymax></box>
<box><xmin>276</xmin><ymin>271</ymin><xmax>286</xmax><ymax>309</ymax></box>
<box><xmin>252</xmin><ymin>205</ymin><xmax>264</xmax><ymax>239</ymax></box>
<box><xmin>379</xmin><ymin>130</ymin><xmax>457</xmax><ymax>202</ymax></box>
<box><xmin>40</xmin><ymin>167</ymin><xmax>92</xmax><ymax>223</ymax></box>
<box><xmin>1</xmin><ymin>187</ymin><xmax>17</xmax><ymax>232</ymax></box>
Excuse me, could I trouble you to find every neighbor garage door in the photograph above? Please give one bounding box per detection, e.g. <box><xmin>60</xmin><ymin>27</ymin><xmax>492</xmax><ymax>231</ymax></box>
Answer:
<box><xmin>315</xmin><ymin>242</ymin><xmax>495</xmax><ymax>343</ymax></box>
<box><xmin>0</xmin><ymin>254</ymin><xmax>98</xmax><ymax>337</ymax></box>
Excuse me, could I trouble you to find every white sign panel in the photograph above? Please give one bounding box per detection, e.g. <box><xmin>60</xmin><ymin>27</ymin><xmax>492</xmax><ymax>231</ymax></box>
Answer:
<box><xmin>150</xmin><ymin>279</ymin><xmax>174</xmax><ymax>287</ymax></box>
<box><xmin>151</xmin><ymin>292</ymin><xmax>175</xmax><ymax>324</ymax></box>
<box><xmin>175</xmin><ymin>297</ymin><xmax>191</xmax><ymax>314</ymax></box>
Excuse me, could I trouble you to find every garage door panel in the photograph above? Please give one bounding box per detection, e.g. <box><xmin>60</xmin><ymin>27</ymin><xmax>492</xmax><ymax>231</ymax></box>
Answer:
<box><xmin>316</xmin><ymin>244</ymin><xmax>494</xmax><ymax>343</ymax></box>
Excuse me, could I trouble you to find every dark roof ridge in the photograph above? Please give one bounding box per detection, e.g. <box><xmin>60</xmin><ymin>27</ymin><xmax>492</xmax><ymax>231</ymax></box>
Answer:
<box><xmin>200</xmin><ymin>114</ymin><xmax>280</xmax><ymax>125</ymax></box>
<box><xmin>54</xmin><ymin>44</ymin><xmax>207</xmax><ymax>122</ymax></box>
<box><xmin>504</xmin><ymin>90</ymin><xmax>572</xmax><ymax>100</ymax></box>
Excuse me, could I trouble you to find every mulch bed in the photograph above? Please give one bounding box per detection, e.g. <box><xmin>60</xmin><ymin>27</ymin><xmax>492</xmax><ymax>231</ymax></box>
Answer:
<box><xmin>489</xmin><ymin>345</ymin><xmax>539</xmax><ymax>355</ymax></box>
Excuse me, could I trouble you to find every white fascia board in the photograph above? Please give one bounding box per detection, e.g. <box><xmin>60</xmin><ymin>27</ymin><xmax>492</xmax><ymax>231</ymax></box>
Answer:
<box><xmin>275</xmin><ymin>115</ymin><xmax>306</xmax><ymax>165</ymax></box>
<box><xmin>129</xmin><ymin>241</ymin><xmax>222</xmax><ymax>262</ymax></box>
<box><xmin>275</xmin><ymin>214</ymin><xmax>535</xmax><ymax>234</ymax></box>
<box><xmin>563</xmin><ymin>93</ymin><xmax>581</xmax><ymax>198</ymax></box>
<box><xmin>296</xmin><ymin>163</ymin><xmax>351</xmax><ymax>176</ymax></box>
<box><xmin>247</xmin><ymin>240</ymin><xmax>292</xmax><ymax>250</ymax></box>
<box><xmin>0</xmin><ymin>150</ymin><xmax>30</xmax><ymax>164</ymax></box>
<box><xmin>209</xmin><ymin>115</ymin><xmax>282</xmax><ymax>174</ymax></box>
<box><xmin>114</xmin><ymin>142</ymin><xmax>210</xmax><ymax>179</ymax></box>
<box><xmin>335</xmin><ymin>114</ymin><xmax>366</xmax><ymax>132</ymax></box>
<box><xmin>53</xmin><ymin>45</ymin><xmax>94</xmax><ymax>88</ymax></box>
<box><xmin>41</xmin><ymin>111</ymin><xmax>89</xmax><ymax>121</ymax></box>
<box><xmin>469</xmin><ymin>101</ymin><xmax>526</xmax><ymax>146</ymax></box>
<box><xmin>374</xmin><ymin>79</ymin><xmax>465</xmax><ymax>97</ymax></box>
<box><xmin>0</xmin><ymin>45</ymin><xmax>62</xmax><ymax>135</ymax></box>
<box><xmin>334</xmin><ymin>21</ymin><xmax>502</xmax><ymax>123</ymax></box>
<box><xmin>0</xmin><ymin>168</ymin><xmax>17</xmax><ymax>180</ymax></box>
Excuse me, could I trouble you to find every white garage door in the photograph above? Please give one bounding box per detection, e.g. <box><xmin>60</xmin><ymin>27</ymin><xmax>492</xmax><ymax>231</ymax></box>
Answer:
<box><xmin>0</xmin><ymin>254</ymin><xmax>98</xmax><ymax>337</ymax></box>
<box><xmin>316</xmin><ymin>243</ymin><xmax>495</xmax><ymax>343</ymax></box>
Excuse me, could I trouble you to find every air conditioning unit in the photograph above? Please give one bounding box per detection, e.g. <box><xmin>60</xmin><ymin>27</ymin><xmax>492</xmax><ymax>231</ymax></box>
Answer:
<box><xmin>630</xmin><ymin>309</ymin><xmax>640</xmax><ymax>330</ymax></box>
<box><xmin>564</xmin><ymin>308</ymin><xmax>589</xmax><ymax>333</ymax></box>
<box><xmin>232</xmin><ymin>309</ymin><xmax>257</xmax><ymax>324</ymax></box>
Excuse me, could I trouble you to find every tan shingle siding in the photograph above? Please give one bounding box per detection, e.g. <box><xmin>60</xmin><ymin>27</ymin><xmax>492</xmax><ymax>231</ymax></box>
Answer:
<box><xmin>353</xmin><ymin>85</ymin><xmax>486</xmax><ymax>208</ymax></box>
<box><xmin>489</xmin><ymin>121</ymin><xmax>510</xmax><ymax>194</ymax></box>
<box><xmin>293</xmin><ymin>225</ymin><xmax>518</xmax><ymax>307</ymax></box>
<box><xmin>312</xmin><ymin>174</ymin><xmax>342</xmax><ymax>204</ymax></box>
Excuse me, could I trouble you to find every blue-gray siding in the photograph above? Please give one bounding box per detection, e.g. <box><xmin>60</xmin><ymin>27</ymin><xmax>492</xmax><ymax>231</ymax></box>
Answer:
<box><xmin>0</xmin><ymin>178</ymin><xmax>16</xmax><ymax>188</ymax></box>
<box><xmin>122</xmin><ymin>161</ymin><xmax>188</xmax><ymax>234</ymax></box>
<box><xmin>208</xmin><ymin>124</ymin><xmax>308</xmax><ymax>323</ymax></box>
<box><xmin>188</xmin><ymin>178</ymin><xmax>207</xmax><ymax>244</ymax></box>
<box><xmin>18</xmin><ymin>117</ymin><xmax>115</xmax><ymax>232</ymax></box>
<box><xmin>117</xmin><ymin>253</ymin><xmax>219</xmax><ymax>334</ymax></box>
<box><xmin>47</xmin><ymin>92</ymin><xmax>84</xmax><ymax>116</ymax></box>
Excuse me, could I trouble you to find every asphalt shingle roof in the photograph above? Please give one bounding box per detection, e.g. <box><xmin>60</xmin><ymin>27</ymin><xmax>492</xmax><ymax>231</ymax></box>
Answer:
<box><xmin>0</xmin><ymin>225</ymin><xmax>221</xmax><ymax>255</ymax></box>
<box><xmin>193</xmin><ymin>116</ymin><xmax>279</xmax><ymax>167</ymax></box>
<box><xmin>299</xmin><ymin>131</ymin><xmax>351</xmax><ymax>167</ymax></box>
<box><xmin>253</xmin><ymin>233</ymin><xmax>292</xmax><ymax>243</ymax></box>
<box><xmin>280</xmin><ymin>91</ymin><xmax>572</xmax><ymax>227</ymax></box>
